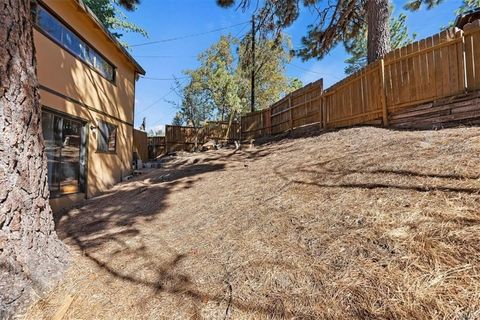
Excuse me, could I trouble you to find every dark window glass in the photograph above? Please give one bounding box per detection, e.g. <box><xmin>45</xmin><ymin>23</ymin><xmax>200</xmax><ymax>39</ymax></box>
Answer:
<box><xmin>36</xmin><ymin>5</ymin><xmax>115</xmax><ymax>82</ymax></box>
<box><xmin>37</xmin><ymin>6</ymin><xmax>63</xmax><ymax>43</ymax></box>
<box><xmin>42</xmin><ymin>111</ymin><xmax>85</xmax><ymax>196</ymax></box>
<box><xmin>97</xmin><ymin>120</ymin><xmax>117</xmax><ymax>153</ymax></box>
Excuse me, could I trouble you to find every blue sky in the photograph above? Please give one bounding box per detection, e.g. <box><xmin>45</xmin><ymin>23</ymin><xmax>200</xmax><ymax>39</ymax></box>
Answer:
<box><xmin>118</xmin><ymin>0</ymin><xmax>464</xmax><ymax>132</ymax></box>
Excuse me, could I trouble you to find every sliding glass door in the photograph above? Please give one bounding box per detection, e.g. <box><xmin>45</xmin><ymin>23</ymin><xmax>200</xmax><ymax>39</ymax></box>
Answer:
<box><xmin>42</xmin><ymin>111</ymin><xmax>87</xmax><ymax>197</ymax></box>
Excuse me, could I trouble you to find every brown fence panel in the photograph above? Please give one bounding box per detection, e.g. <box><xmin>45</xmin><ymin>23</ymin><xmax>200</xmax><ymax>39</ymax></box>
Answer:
<box><xmin>384</xmin><ymin>28</ymin><xmax>465</xmax><ymax>113</ymax></box>
<box><xmin>133</xmin><ymin>129</ymin><xmax>148</xmax><ymax>161</ymax></box>
<box><xmin>165</xmin><ymin>125</ymin><xmax>202</xmax><ymax>153</ymax></box>
<box><xmin>290</xmin><ymin>79</ymin><xmax>323</xmax><ymax>129</ymax></box>
<box><xmin>241</xmin><ymin>109</ymin><xmax>271</xmax><ymax>139</ymax></box>
<box><xmin>147</xmin><ymin>136</ymin><xmax>165</xmax><ymax>159</ymax></box>
<box><xmin>270</xmin><ymin>98</ymin><xmax>291</xmax><ymax>134</ymax></box>
<box><xmin>465</xmin><ymin>22</ymin><xmax>480</xmax><ymax>91</ymax></box>
<box><xmin>324</xmin><ymin>60</ymin><xmax>383</xmax><ymax>128</ymax></box>
<box><xmin>204</xmin><ymin>121</ymin><xmax>240</xmax><ymax>141</ymax></box>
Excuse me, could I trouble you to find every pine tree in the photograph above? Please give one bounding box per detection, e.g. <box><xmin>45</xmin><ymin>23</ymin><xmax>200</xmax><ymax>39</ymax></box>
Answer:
<box><xmin>217</xmin><ymin>0</ymin><xmax>444</xmax><ymax>64</ymax></box>
<box><xmin>0</xmin><ymin>0</ymin><xmax>141</xmax><ymax>316</ymax></box>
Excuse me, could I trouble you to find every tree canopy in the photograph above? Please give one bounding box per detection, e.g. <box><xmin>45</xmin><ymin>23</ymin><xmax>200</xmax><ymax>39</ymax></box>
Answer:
<box><xmin>217</xmin><ymin>0</ymin><xmax>445</xmax><ymax>64</ymax></box>
<box><xmin>84</xmin><ymin>0</ymin><xmax>147</xmax><ymax>44</ymax></box>
<box><xmin>171</xmin><ymin>34</ymin><xmax>301</xmax><ymax>126</ymax></box>
<box><xmin>344</xmin><ymin>12</ymin><xmax>416</xmax><ymax>75</ymax></box>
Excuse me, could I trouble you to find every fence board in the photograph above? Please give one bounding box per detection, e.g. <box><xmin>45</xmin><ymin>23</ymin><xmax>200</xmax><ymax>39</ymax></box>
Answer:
<box><xmin>465</xmin><ymin>22</ymin><xmax>480</xmax><ymax>90</ymax></box>
<box><xmin>324</xmin><ymin>60</ymin><xmax>383</xmax><ymax>128</ymax></box>
<box><xmin>170</xmin><ymin>23</ymin><xmax>480</xmax><ymax>145</ymax></box>
<box><xmin>384</xmin><ymin>28</ymin><xmax>465</xmax><ymax>113</ymax></box>
<box><xmin>147</xmin><ymin>136</ymin><xmax>165</xmax><ymax>159</ymax></box>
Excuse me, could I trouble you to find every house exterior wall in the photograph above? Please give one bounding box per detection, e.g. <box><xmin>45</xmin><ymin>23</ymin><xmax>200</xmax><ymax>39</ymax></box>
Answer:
<box><xmin>34</xmin><ymin>0</ymin><xmax>141</xmax><ymax>212</ymax></box>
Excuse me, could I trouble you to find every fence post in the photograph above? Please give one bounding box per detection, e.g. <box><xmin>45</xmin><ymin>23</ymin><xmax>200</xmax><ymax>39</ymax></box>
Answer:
<box><xmin>288</xmin><ymin>95</ymin><xmax>293</xmax><ymax>131</ymax></box>
<box><xmin>461</xmin><ymin>31</ymin><xmax>468</xmax><ymax>92</ymax></box>
<box><xmin>165</xmin><ymin>125</ymin><xmax>170</xmax><ymax>154</ymax></box>
<box><xmin>380</xmin><ymin>59</ymin><xmax>389</xmax><ymax>127</ymax></box>
<box><xmin>321</xmin><ymin>95</ymin><xmax>326</xmax><ymax>129</ymax></box>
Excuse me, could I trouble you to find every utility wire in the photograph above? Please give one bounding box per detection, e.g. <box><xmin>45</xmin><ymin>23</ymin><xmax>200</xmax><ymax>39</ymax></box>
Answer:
<box><xmin>136</xmin><ymin>88</ymin><xmax>175</xmax><ymax>117</ymax></box>
<box><xmin>139</xmin><ymin>75</ymin><xmax>190</xmax><ymax>81</ymax></box>
<box><xmin>133</xmin><ymin>55</ymin><xmax>197</xmax><ymax>58</ymax></box>
<box><xmin>130</xmin><ymin>21</ymin><xmax>250</xmax><ymax>47</ymax></box>
<box><xmin>287</xmin><ymin>62</ymin><xmax>343</xmax><ymax>80</ymax></box>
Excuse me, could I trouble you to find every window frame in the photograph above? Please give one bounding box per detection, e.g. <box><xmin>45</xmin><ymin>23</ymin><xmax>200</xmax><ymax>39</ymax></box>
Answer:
<box><xmin>96</xmin><ymin>119</ymin><xmax>118</xmax><ymax>154</ymax></box>
<box><xmin>34</xmin><ymin>1</ymin><xmax>117</xmax><ymax>84</ymax></box>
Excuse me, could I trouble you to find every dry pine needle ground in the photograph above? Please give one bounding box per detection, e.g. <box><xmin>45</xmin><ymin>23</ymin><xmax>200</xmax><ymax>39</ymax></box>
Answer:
<box><xmin>24</xmin><ymin>126</ymin><xmax>480</xmax><ymax>319</ymax></box>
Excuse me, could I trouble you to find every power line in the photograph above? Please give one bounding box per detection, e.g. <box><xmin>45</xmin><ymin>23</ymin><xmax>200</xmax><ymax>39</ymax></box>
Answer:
<box><xmin>139</xmin><ymin>75</ymin><xmax>190</xmax><ymax>81</ymax></box>
<box><xmin>129</xmin><ymin>21</ymin><xmax>250</xmax><ymax>47</ymax></box>
<box><xmin>136</xmin><ymin>88</ymin><xmax>175</xmax><ymax>117</ymax></box>
<box><xmin>133</xmin><ymin>55</ymin><xmax>197</xmax><ymax>58</ymax></box>
<box><xmin>287</xmin><ymin>62</ymin><xmax>343</xmax><ymax>80</ymax></box>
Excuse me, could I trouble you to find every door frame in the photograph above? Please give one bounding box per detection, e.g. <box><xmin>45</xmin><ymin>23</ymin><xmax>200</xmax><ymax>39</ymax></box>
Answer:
<box><xmin>41</xmin><ymin>106</ymin><xmax>89</xmax><ymax>199</ymax></box>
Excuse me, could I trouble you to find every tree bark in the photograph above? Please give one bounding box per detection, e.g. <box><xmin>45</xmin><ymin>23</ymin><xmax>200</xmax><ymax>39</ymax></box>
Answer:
<box><xmin>0</xmin><ymin>0</ymin><xmax>69</xmax><ymax>318</ymax></box>
<box><xmin>367</xmin><ymin>0</ymin><xmax>391</xmax><ymax>63</ymax></box>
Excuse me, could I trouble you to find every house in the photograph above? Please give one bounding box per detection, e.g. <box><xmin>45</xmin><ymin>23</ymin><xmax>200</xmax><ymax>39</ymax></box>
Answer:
<box><xmin>33</xmin><ymin>0</ymin><xmax>145</xmax><ymax>212</ymax></box>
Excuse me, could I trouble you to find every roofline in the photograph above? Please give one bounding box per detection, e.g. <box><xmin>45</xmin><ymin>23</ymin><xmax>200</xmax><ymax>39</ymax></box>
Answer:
<box><xmin>73</xmin><ymin>0</ymin><xmax>146</xmax><ymax>75</ymax></box>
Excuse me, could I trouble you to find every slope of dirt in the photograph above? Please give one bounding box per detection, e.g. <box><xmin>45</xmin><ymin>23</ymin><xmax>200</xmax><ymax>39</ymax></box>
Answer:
<box><xmin>24</xmin><ymin>127</ymin><xmax>480</xmax><ymax>319</ymax></box>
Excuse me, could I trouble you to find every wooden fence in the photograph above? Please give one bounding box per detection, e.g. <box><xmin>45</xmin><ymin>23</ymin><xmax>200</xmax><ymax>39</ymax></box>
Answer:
<box><xmin>144</xmin><ymin>121</ymin><xmax>240</xmax><ymax>159</ymax></box>
<box><xmin>147</xmin><ymin>136</ymin><xmax>165</xmax><ymax>159</ymax></box>
<box><xmin>133</xmin><ymin>129</ymin><xmax>148</xmax><ymax>161</ymax></box>
<box><xmin>203</xmin><ymin>121</ymin><xmax>240</xmax><ymax>141</ymax></box>
<box><xmin>241</xmin><ymin>23</ymin><xmax>480</xmax><ymax>139</ymax></box>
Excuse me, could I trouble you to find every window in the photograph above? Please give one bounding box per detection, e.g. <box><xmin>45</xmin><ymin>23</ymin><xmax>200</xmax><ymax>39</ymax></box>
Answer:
<box><xmin>36</xmin><ymin>5</ymin><xmax>115</xmax><ymax>81</ymax></box>
<box><xmin>97</xmin><ymin>120</ymin><xmax>117</xmax><ymax>153</ymax></box>
<box><xmin>42</xmin><ymin>111</ymin><xmax>86</xmax><ymax>197</ymax></box>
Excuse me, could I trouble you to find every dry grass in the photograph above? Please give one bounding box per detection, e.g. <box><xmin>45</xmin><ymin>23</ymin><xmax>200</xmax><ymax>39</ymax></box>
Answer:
<box><xmin>23</xmin><ymin>126</ymin><xmax>480</xmax><ymax>319</ymax></box>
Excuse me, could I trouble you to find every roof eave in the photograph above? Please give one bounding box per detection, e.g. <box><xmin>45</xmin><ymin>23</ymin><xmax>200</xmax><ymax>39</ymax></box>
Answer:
<box><xmin>73</xmin><ymin>0</ymin><xmax>146</xmax><ymax>76</ymax></box>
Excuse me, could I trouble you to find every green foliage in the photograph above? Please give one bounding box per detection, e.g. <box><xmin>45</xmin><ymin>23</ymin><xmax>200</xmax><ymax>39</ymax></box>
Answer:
<box><xmin>344</xmin><ymin>13</ymin><xmax>416</xmax><ymax>75</ymax></box>
<box><xmin>288</xmin><ymin>78</ymin><xmax>304</xmax><ymax>92</ymax></box>
<box><xmin>216</xmin><ymin>0</ymin><xmax>449</xmax><ymax>65</ymax></box>
<box><xmin>237</xmin><ymin>34</ymin><xmax>294</xmax><ymax>110</ymax></box>
<box><xmin>84</xmin><ymin>0</ymin><xmax>147</xmax><ymax>43</ymax></box>
<box><xmin>455</xmin><ymin>0</ymin><xmax>480</xmax><ymax>15</ymax></box>
<box><xmin>404</xmin><ymin>0</ymin><xmax>444</xmax><ymax>11</ymax></box>
<box><xmin>171</xmin><ymin>33</ymin><xmax>298</xmax><ymax>125</ymax></box>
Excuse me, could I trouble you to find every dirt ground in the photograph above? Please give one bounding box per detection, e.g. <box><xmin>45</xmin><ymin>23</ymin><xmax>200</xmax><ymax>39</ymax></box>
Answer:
<box><xmin>23</xmin><ymin>126</ymin><xmax>480</xmax><ymax>319</ymax></box>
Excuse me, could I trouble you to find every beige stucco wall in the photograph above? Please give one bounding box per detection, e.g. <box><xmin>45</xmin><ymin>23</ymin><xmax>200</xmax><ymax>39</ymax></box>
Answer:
<box><xmin>35</xmin><ymin>0</ymin><xmax>140</xmax><ymax>210</ymax></box>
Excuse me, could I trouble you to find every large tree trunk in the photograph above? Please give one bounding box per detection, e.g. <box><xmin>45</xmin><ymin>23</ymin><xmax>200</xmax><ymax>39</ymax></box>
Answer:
<box><xmin>0</xmin><ymin>0</ymin><xmax>69</xmax><ymax>318</ymax></box>
<box><xmin>367</xmin><ymin>0</ymin><xmax>391</xmax><ymax>63</ymax></box>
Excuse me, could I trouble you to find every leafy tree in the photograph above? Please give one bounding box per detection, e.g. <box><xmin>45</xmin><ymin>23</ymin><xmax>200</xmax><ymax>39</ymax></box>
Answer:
<box><xmin>168</xmin><ymin>74</ymin><xmax>215</xmax><ymax>128</ymax></box>
<box><xmin>84</xmin><ymin>0</ymin><xmax>147</xmax><ymax>44</ymax></box>
<box><xmin>0</xmin><ymin>0</ymin><xmax>140</xmax><ymax>316</ymax></box>
<box><xmin>454</xmin><ymin>0</ymin><xmax>480</xmax><ymax>15</ymax></box>
<box><xmin>288</xmin><ymin>78</ymin><xmax>304</xmax><ymax>92</ymax></box>
<box><xmin>237</xmin><ymin>34</ymin><xmax>294</xmax><ymax>110</ymax></box>
<box><xmin>217</xmin><ymin>0</ymin><xmax>443</xmax><ymax>65</ymax></box>
<box><xmin>344</xmin><ymin>13</ymin><xmax>416</xmax><ymax>75</ymax></box>
<box><xmin>170</xmin><ymin>34</ymin><xmax>297</xmax><ymax>137</ymax></box>
<box><xmin>172</xmin><ymin>112</ymin><xmax>185</xmax><ymax>126</ymax></box>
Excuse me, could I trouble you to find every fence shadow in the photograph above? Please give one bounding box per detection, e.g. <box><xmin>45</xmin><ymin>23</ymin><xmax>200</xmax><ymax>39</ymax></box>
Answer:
<box><xmin>273</xmin><ymin>159</ymin><xmax>480</xmax><ymax>196</ymax></box>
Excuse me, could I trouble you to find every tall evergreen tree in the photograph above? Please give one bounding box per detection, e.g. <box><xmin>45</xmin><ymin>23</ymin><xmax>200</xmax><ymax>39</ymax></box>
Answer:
<box><xmin>217</xmin><ymin>0</ymin><xmax>444</xmax><ymax>64</ymax></box>
<box><xmin>0</xmin><ymin>0</ymin><xmax>140</xmax><ymax>316</ymax></box>
<box><xmin>344</xmin><ymin>13</ymin><xmax>416</xmax><ymax>74</ymax></box>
